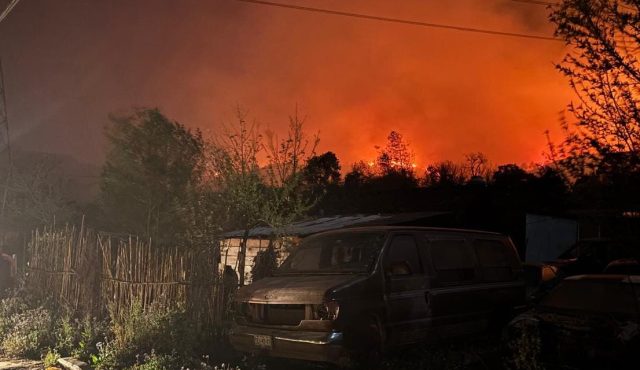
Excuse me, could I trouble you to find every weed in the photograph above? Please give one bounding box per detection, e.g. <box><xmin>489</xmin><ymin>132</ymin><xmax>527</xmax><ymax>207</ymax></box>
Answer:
<box><xmin>72</xmin><ymin>315</ymin><xmax>107</xmax><ymax>361</ymax></box>
<box><xmin>43</xmin><ymin>348</ymin><xmax>61</xmax><ymax>367</ymax></box>
<box><xmin>53</xmin><ymin>314</ymin><xmax>75</xmax><ymax>355</ymax></box>
<box><xmin>127</xmin><ymin>350</ymin><xmax>180</xmax><ymax>370</ymax></box>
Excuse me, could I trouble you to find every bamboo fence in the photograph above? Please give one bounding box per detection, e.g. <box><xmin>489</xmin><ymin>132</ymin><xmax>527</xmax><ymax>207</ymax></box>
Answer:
<box><xmin>27</xmin><ymin>223</ymin><xmax>94</xmax><ymax>312</ymax></box>
<box><xmin>25</xmin><ymin>224</ymin><xmax>226</xmax><ymax>327</ymax></box>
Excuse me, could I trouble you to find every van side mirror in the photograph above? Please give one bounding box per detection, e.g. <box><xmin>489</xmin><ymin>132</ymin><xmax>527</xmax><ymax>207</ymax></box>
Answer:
<box><xmin>387</xmin><ymin>261</ymin><xmax>412</xmax><ymax>277</ymax></box>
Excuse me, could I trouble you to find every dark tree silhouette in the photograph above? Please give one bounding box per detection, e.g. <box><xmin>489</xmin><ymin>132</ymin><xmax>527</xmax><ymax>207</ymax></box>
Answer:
<box><xmin>424</xmin><ymin>161</ymin><xmax>467</xmax><ymax>188</ymax></box>
<box><xmin>493</xmin><ymin>164</ymin><xmax>532</xmax><ymax>186</ymax></box>
<box><xmin>210</xmin><ymin>108</ymin><xmax>317</xmax><ymax>285</ymax></box>
<box><xmin>375</xmin><ymin>131</ymin><xmax>415</xmax><ymax>175</ymax></box>
<box><xmin>303</xmin><ymin>151</ymin><xmax>341</xmax><ymax>189</ymax></box>
<box><xmin>464</xmin><ymin>152</ymin><xmax>491</xmax><ymax>179</ymax></box>
<box><xmin>344</xmin><ymin>161</ymin><xmax>374</xmax><ymax>189</ymax></box>
<box><xmin>550</xmin><ymin>0</ymin><xmax>640</xmax><ymax>175</ymax></box>
<box><xmin>100</xmin><ymin>108</ymin><xmax>205</xmax><ymax>242</ymax></box>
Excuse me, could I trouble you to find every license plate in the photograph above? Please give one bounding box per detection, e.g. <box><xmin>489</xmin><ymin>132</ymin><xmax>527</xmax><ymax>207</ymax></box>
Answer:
<box><xmin>253</xmin><ymin>334</ymin><xmax>273</xmax><ymax>349</ymax></box>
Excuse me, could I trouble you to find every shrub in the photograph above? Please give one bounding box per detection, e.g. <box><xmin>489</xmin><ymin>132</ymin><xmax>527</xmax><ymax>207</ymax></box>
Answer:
<box><xmin>0</xmin><ymin>294</ymin><xmax>228</xmax><ymax>369</ymax></box>
<box><xmin>90</xmin><ymin>340</ymin><xmax>118</xmax><ymax>370</ymax></box>
<box><xmin>0</xmin><ymin>295</ymin><xmax>29</xmax><ymax>342</ymax></box>
<box><xmin>126</xmin><ymin>350</ymin><xmax>180</xmax><ymax>370</ymax></box>
<box><xmin>72</xmin><ymin>315</ymin><xmax>107</xmax><ymax>361</ymax></box>
<box><xmin>1</xmin><ymin>305</ymin><xmax>55</xmax><ymax>358</ymax></box>
<box><xmin>105</xmin><ymin>301</ymin><xmax>196</xmax><ymax>368</ymax></box>
<box><xmin>43</xmin><ymin>348</ymin><xmax>61</xmax><ymax>367</ymax></box>
<box><xmin>250</xmin><ymin>246</ymin><xmax>278</xmax><ymax>282</ymax></box>
<box><xmin>52</xmin><ymin>310</ymin><xmax>107</xmax><ymax>359</ymax></box>
<box><xmin>53</xmin><ymin>313</ymin><xmax>75</xmax><ymax>356</ymax></box>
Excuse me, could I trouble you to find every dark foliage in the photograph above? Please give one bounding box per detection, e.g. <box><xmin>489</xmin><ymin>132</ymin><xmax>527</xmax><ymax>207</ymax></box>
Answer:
<box><xmin>250</xmin><ymin>243</ymin><xmax>279</xmax><ymax>282</ymax></box>
<box><xmin>100</xmin><ymin>108</ymin><xmax>205</xmax><ymax>244</ymax></box>
<box><xmin>303</xmin><ymin>152</ymin><xmax>341</xmax><ymax>191</ymax></box>
<box><xmin>550</xmin><ymin>0</ymin><xmax>640</xmax><ymax>176</ymax></box>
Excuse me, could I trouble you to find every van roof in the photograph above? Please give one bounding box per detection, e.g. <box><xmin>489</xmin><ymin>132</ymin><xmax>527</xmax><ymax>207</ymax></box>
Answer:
<box><xmin>221</xmin><ymin>212</ymin><xmax>452</xmax><ymax>238</ymax></box>
<box><xmin>312</xmin><ymin>226</ymin><xmax>504</xmax><ymax>237</ymax></box>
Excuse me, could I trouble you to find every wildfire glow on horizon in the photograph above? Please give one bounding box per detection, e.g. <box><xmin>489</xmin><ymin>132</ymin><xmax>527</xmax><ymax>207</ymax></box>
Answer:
<box><xmin>1</xmin><ymin>0</ymin><xmax>573</xmax><ymax>168</ymax></box>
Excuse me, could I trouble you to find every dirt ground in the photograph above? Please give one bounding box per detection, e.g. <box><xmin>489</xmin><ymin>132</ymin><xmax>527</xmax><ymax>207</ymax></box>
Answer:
<box><xmin>0</xmin><ymin>358</ymin><xmax>42</xmax><ymax>370</ymax></box>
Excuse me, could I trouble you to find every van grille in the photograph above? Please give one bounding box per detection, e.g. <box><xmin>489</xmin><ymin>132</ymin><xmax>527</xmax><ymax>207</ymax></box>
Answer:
<box><xmin>246</xmin><ymin>303</ymin><xmax>306</xmax><ymax>326</ymax></box>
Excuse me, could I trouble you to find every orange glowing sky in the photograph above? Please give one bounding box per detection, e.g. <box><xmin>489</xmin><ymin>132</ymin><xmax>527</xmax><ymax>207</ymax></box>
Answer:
<box><xmin>0</xmin><ymin>0</ymin><xmax>573</xmax><ymax>169</ymax></box>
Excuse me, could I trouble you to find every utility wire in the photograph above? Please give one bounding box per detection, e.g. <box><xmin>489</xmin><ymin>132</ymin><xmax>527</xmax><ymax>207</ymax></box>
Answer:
<box><xmin>510</xmin><ymin>0</ymin><xmax>635</xmax><ymax>12</ymax></box>
<box><xmin>235</xmin><ymin>0</ymin><xmax>562</xmax><ymax>42</ymax></box>
<box><xmin>0</xmin><ymin>0</ymin><xmax>21</xmax><ymax>24</ymax></box>
<box><xmin>0</xmin><ymin>0</ymin><xmax>20</xmax><ymax>217</ymax></box>
<box><xmin>509</xmin><ymin>0</ymin><xmax>558</xmax><ymax>6</ymax></box>
<box><xmin>0</xmin><ymin>59</ymin><xmax>12</xmax><ymax>218</ymax></box>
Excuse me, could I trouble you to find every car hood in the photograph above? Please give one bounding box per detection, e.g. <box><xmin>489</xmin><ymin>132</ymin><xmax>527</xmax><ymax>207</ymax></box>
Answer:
<box><xmin>235</xmin><ymin>274</ymin><xmax>364</xmax><ymax>304</ymax></box>
<box><xmin>514</xmin><ymin>309</ymin><xmax>617</xmax><ymax>335</ymax></box>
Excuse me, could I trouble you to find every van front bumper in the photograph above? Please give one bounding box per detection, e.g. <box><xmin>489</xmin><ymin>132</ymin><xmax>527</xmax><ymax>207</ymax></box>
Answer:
<box><xmin>229</xmin><ymin>324</ymin><xmax>347</xmax><ymax>365</ymax></box>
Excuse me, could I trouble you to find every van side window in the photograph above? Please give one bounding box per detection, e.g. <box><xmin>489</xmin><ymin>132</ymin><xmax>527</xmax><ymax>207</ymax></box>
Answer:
<box><xmin>474</xmin><ymin>239</ymin><xmax>515</xmax><ymax>282</ymax></box>
<box><xmin>429</xmin><ymin>239</ymin><xmax>476</xmax><ymax>284</ymax></box>
<box><xmin>386</xmin><ymin>235</ymin><xmax>422</xmax><ymax>275</ymax></box>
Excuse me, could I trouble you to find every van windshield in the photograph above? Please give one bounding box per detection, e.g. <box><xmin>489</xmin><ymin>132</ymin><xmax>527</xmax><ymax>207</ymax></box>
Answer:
<box><xmin>277</xmin><ymin>232</ymin><xmax>387</xmax><ymax>274</ymax></box>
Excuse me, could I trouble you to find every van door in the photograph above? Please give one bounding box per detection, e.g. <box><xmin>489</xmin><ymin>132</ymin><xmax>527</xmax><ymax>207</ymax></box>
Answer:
<box><xmin>473</xmin><ymin>238</ymin><xmax>526</xmax><ymax>313</ymax></box>
<box><xmin>383</xmin><ymin>234</ymin><xmax>429</xmax><ymax>345</ymax></box>
<box><xmin>425</xmin><ymin>237</ymin><xmax>485</xmax><ymax>339</ymax></box>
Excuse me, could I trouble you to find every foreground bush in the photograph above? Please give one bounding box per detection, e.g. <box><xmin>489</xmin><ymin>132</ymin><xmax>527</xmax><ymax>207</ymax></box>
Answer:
<box><xmin>51</xmin><ymin>311</ymin><xmax>107</xmax><ymax>362</ymax></box>
<box><xmin>126</xmin><ymin>351</ymin><xmax>180</xmax><ymax>370</ymax></box>
<box><xmin>96</xmin><ymin>301</ymin><xmax>197</xmax><ymax>369</ymax></box>
<box><xmin>0</xmin><ymin>293</ymin><xmax>240</xmax><ymax>369</ymax></box>
<box><xmin>0</xmin><ymin>294</ymin><xmax>29</xmax><ymax>342</ymax></box>
<box><xmin>1</xmin><ymin>305</ymin><xmax>55</xmax><ymax>358</ymax></box>
<box><xmin>0</xmin><ymin>293</ymin><xmax>107</xmax><ymax>361</ymax></box>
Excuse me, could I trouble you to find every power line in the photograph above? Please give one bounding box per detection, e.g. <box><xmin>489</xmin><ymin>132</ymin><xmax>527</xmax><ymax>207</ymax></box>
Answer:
<box><xmin>509</xmin><ymin>0</ymin><xmax>558</xmax><ymax>6</ymax></box>
<box><xmin>235</xmin><ymin>0</ymin><xmax>562</xmax><ymax>42</ymax></box>
<box><xmin>0</xmin><ymin>0</ymin><xmax>20</xmax><ymax>217</ymax></box>
<box><xmin>510</xmin><ymin>0</ymin><xmax>636</xmax><ymax>12</ymax></box>
<box><xmin>0</xmin><ymin>0</ymin><xmax>21</xmax><ymax>24</ymax></box>
<box><xmin>0</xmin><ymin>59</ymin><xmax>12</xmax><ymax>218</ymax></box>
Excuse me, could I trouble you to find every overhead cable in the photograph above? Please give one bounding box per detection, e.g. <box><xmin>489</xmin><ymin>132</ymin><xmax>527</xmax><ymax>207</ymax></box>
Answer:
<box><xmin>235</xmin><ymin>0</ymin><xmax>562</xmax><ymax>42</ymax></box>
<box><xmin>0</xmin><ymin>0</ymin><xmax>21</xmax><ymax>24</ymax></box>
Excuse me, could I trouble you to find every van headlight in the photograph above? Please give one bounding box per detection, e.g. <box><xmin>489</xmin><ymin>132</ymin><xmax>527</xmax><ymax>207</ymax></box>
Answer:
<box><xmin>316</xmin><ymin>300</ymin><xmax>340</xmax><ymax>320</ymax></box>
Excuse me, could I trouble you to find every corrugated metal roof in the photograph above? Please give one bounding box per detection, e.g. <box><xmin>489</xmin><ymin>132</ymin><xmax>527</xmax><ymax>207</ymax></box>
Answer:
<box><xmin>222</xmin><ymin>212</ymin><xmax>449</xmax><ymax>238</ymax></box>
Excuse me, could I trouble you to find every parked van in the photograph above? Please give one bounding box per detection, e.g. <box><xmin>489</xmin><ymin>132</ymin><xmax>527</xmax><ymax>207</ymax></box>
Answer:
<box><xmin>229</xmin><ymin>227</ymin><xmax>525</xmax><ymax>366</ymax></box>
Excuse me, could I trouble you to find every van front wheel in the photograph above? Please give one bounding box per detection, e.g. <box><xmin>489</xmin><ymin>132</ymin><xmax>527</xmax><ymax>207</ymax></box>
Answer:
<box><xmin>346</xmin><ymin>318</ymin><xmax>384</xmax><ymax>369</ymax></box>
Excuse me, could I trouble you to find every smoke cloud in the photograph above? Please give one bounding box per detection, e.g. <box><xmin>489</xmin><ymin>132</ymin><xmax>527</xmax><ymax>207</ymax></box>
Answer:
<box><xmin>0</xmin><ymin>0</ymin><xmax>572</xmax><ymax>169</ymax></box>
